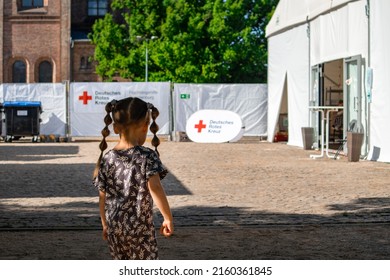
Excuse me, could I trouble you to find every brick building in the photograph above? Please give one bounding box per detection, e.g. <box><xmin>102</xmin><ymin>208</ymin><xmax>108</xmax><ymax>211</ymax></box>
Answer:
<box><xmin>0</xmin><ymin>0</ymin><xmax>109</xmax><ymax>83</ymax></box>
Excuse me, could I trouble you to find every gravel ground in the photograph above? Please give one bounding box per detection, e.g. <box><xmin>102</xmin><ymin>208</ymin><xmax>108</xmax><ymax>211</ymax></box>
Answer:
<box><xmin>0</xmin><ymin>138</ymin><xmax>389</xmax><ymax>259</ymax></box>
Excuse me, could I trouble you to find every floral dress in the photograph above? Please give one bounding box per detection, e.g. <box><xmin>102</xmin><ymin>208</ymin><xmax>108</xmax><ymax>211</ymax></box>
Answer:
<box><xmin>94</xmin><ymin>146</ymin><xmax>167</xmax><ymax>260</ymax></box>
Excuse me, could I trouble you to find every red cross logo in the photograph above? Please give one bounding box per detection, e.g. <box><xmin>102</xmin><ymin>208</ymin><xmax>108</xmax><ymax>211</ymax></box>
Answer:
<box><xmin>79</xmin><ymin>91</ymin><xmax>92</xmax><ymax>105</ymax></box>
<box><xmin>195</xmin><ymin>120</ymin><xmax>206</xmax><ymax>133</ymax></box>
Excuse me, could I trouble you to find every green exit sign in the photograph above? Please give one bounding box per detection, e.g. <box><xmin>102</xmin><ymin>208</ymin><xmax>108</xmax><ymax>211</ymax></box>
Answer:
<box><xmin>180</xmin><ymin>94</ymin><xmax>190</xmax><ymax>99</ymax></box>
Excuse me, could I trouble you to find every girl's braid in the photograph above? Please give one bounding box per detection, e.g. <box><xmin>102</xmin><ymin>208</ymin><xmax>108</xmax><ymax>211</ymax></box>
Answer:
<box><xmin>93</xmin><ymin>100</ymin><xmax>115</xmax><ymax>178</ymax></box>
<box><xmin>149</xmin><ymin>105</ymin><xmax>161</xmax><ymax>156</ymax></box>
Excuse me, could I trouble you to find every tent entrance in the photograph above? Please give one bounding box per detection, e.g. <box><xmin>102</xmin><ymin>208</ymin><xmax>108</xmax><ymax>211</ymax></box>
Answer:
<box><xmin>311</xmin><ymin>59</ymin><xmax>344</xmax><ymax>149</ymax></box>
<box><xmin>274</xmin><ymin>75</ymin><xmax>289</xmax><ymax>142</ymax></box>
<box><xmin>311</xmin><ymin>56</ymin><xmax>367</xmax><ymax>154</ymax></box>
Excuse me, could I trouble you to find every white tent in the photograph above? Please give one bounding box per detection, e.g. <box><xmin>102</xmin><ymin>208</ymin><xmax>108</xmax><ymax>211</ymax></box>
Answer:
<box><xmin>266</xmin><ymin>0</ymin><xmax>390</xmax><ymax>162</ymax></box>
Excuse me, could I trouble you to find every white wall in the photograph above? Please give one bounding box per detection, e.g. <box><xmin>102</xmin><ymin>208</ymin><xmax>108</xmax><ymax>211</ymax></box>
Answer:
<box><xmin>368</xmin><ymin>0</ymin><xmax>390</xmax><ymax>162</ymax></box>
<box><xmin>310</xmin><ymin>1</ymin><xmax>368</xmax><ymax>66</ymax></box>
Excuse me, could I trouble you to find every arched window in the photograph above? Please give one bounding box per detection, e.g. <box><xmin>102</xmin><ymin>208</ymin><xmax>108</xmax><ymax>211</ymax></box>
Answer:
<box><xmin>80</xmin><ymin>57</ymin><xmax>86</xmax><ymax>69</ymax></box>
<box><xmin>39</xmin><ymin>61</ymin><xmax>53</xmax><ymax>83</ymax></box>
<box><xmin>13</xmin><ymin>60</ymin><xmax>27</xmax><ymax>83</ymax></box>
<box><xmin>87</xmin><ymin>56</ymin><xmax>93</xmax><ymax>69</ymax></box>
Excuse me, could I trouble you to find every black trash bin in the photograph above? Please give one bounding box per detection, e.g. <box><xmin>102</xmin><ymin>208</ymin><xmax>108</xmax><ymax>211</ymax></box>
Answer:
<box><xmin>3</xmin><ymin>101</ymin><xmax>42</xmax><ymax>142</ymax></box>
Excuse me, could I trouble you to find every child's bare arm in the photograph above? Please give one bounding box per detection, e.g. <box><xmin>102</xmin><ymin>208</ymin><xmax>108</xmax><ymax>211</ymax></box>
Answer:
<box><xmin>148</xmin><ymin>174</ymin><xmax>174</xmax><ymax>236</ymax></box>
<box><xmin>99</xmin><ymin>190</ymin><xmax>108</xmax><ymax>240</ymax></box>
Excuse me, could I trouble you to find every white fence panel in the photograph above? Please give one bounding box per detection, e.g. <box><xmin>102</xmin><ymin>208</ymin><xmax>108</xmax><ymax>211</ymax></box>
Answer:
<box><xmin>70</xmin><ymin>82</ymin><xmax>171</xmax><ymax>136</ymax></box>
<box><xmin>174</xmin><ymin>83</ymin><xmax>267</xmax><ymax>136</ymax></box>
<box><xmin>0</xmin><ymin>83</ymin><xmax>66</xmax><ymax>136</ymax></box>
<box><xmin>1</xmin><ymin>83</ymin><xmax>268</xmax><ymax>138</ymax></box>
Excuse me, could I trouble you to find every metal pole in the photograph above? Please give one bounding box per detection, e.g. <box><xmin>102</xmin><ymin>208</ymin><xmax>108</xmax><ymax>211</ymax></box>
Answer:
<box><xmin>64</xmin><ymin>80</ymin><xmax>71</xmax><ymax>142</ymax></box>
<box><xmin>145</xmin><ymin>45</ymin><xmax>148</xmax><ymax>82</ymax></box>
<box><xmin>307</xmin><ymin>16</ymin><xmax>311</xmax><ymax>127</ymax></box>
<box><xmin>365</xmin><ymin>0</ymin><xmax>371</xmax><ymax>158</ymax></box>
<box><xmin>137</xmin><ymin>35</ymin><xmax>157</xmax><ymax>82</ymax></box>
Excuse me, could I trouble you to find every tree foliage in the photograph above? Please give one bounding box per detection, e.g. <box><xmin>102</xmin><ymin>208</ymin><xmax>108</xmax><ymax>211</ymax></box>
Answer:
<box><xmin>89</xmin><ymin>0</ymin><xmax>277</xmax><ymax>83</ymax></box>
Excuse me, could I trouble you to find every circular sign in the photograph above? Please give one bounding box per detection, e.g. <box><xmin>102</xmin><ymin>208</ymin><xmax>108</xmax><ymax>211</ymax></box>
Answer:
<box><xmin>185</xmin><ymin>110</ymin><xmax>244</xmax><ymax>143</ymax></box>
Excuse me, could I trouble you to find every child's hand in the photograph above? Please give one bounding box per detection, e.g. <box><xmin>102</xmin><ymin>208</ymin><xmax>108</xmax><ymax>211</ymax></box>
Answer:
<box><xmin>102</xmin><ymin>226</ymin><xmax>108</xmax><ymax>240</ymax></box>
<box><xmin>160</xmin><ymin>221</ymin><xmax>174</xmax><ymax>237</ymax></box>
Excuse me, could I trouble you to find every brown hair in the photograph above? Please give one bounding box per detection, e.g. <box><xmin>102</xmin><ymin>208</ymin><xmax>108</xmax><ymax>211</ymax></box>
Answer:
<box><xmin>93</xmin><ymin>97</ymin><xmax>161</xmax><ymax>178</ymax></box>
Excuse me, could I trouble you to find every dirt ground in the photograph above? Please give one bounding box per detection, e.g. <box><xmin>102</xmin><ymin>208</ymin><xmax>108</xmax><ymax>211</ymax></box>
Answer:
<box><xmin>0</xmin><ymin>138</ymin><xmax>389</xmax><ymax>259</ymax></box>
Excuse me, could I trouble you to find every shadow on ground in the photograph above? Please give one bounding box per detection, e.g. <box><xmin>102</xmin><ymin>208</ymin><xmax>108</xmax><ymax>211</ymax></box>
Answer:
<box><xmin>0</xmin><ymin>159</ymin><xmax>389</xmax><ymax>259</ymax></box>
<box><xmin>0</xmin><ymin>145</ymin><xmax>80</xmax><ymax>162</ymax></box>
<box><xmin>1</xmin><ymin>201</ymin><xmax>389</xmax><ymax>259</ymax></box>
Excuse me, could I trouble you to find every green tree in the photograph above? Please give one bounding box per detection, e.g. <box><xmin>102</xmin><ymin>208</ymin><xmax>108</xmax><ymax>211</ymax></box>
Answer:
<box><xmin>89</xmin><ymin>0</ymin><xmax>277</xmax><ymax>83</ymax></box>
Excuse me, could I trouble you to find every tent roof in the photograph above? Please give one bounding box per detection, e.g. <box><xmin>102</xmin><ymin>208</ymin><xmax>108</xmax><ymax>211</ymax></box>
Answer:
<box><xmin>266</xmin><ymin>0</ymin><xmax>358</xmax><ymax>37</ymax></box>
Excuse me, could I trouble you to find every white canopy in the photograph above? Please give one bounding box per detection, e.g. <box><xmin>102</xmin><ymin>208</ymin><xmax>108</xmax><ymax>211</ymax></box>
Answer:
<box><xmin>266</xmin><ymin>0</ymin><xmax>358</xmax><ymax>37</ymax></box>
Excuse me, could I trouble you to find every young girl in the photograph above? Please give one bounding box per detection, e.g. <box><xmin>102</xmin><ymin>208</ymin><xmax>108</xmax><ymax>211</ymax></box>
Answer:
<box><xmin>93</xmin><ymin>97</ymin><xmax>173</xmax><ymax>260</ymax></box>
